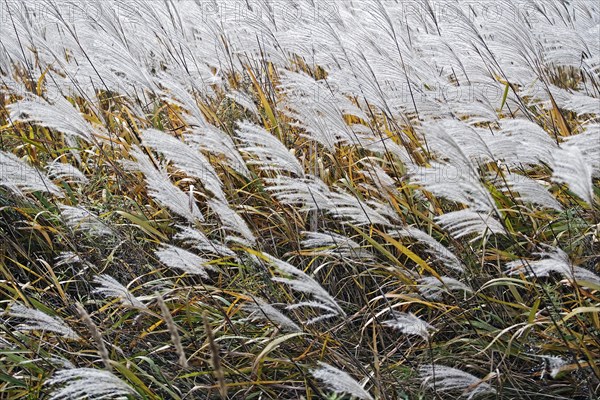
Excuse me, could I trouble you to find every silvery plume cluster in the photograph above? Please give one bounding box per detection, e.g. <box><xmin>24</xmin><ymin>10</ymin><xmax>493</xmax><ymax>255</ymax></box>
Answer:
<box><xmin>0</xmin><ymin>0</ymin><xmax>598</xmax><ymax>399</ymax></box>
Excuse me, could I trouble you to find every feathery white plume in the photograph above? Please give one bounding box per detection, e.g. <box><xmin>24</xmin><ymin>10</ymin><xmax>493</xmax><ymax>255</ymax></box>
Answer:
<box><xmin>45</xmin><ymin>368</ymin><xmax>139</xmax><ymax>400</ymax></box>
<box><xmin>383</xmin><ymin>311</ymin><xmax>434</xmax><ymax>340</ymax></box>
<box><xmin>501</xmin><ymin>174</ymin><xmax>562</xmax><ymax>211</ymax></box>
<box><xmin>93</xmin><ymin>275</ymin><xmax>145</xmax><ymax>309</ymax></box>
<box><xmin>506</xmin><ymin>248</ymin><xmax>600</xmax><ymax>287</ymax></box>
<box><xmin>435</xmin><ymin>210</ymin><xmax>505</xmax><ymax>242</ymax></box>
<box><xmin>394</xmin><ymin>227</ymin><xmax>463</xmax><ymax>273</ymax></box>
<box><xmin>227</xmin><ymin>91</ymin><xmax>259</xmax><ymax>116</ymax></box>
<box><xmin>417</xmin><ymin>276</ymin><xmax>472</xmax><ymax>301</ymax></box>
<box><xmin>243</xmin><ymin>298</ymin><xmax>301</xmax><ymax>333</ymax></box>
<box><xmin>236</xmin><ymin>121</ymin><xmax>304</xmax><ymax>176</ymax></box>
<box><xmin>208</xmin><ymin>199</ymin><xmax>256</xmax><ymax>246</ymax></box>
<box><xmin>141</xmin><ymin>128</ymin><xmax>226</xmax><ymax>202</ymax></box>
<box><xmin>8</xmin><ymin>95</ymin><xmax>95</xmax><ymax>142</ymax></box>
<box><xmin>156</xmin><ymin>244</ymin><xmax>213</xmax><ymax>278</ymax></box>
<box><xmin>173</xmin><ymin>226</ymin><xmax>236</xmax><ymax>258</ymax></box>
<box><xmin>411</xmin><ymin>163</ymin><xmax>496</xmax><ymax>213</ymax></box>
<box><xmin>551</xmin><ymin>146</ymin><xmax>595</xmax><ymax>206</ymax></box>
<box><xmin>0</xmin><ymin>151</ymin><xmax>62</xmax><ymax>197</ymax></box>
<box><xmin>60</xmin><ymin>205</ymin><xmax>112</xmax><ymax>236</ymax></box>
<box><xmin>46</xmin><ymin>161</ymin><xmax>88</xmax><ymax>184</ymax></box>
<box><xmin>311</xmin><ymin>362</ymin><xmax>373</xmax><ymax>400</ymax></box>
<box><xmin>301</xmin><ymin>231</ymin><xmax>373</xmax><ymax>260</ymax></box>
<box><xmin>264</xmin><ymin>253</ymin><xmax>345</xmax><ymax>324</ymax></box>
<box><xmin>7</xmin><ymin>303</ymin><xmax>80</xmax><ymax>340</ymax></box>
<box><xmin>123</xmin><ymin>147</ymin><xmax>204</xmax><ymax>223</ymax></box>
<box><xmin>419</xmin><ymin>364</ymin><xmax>496</xmax><ymax>399</ymax></box>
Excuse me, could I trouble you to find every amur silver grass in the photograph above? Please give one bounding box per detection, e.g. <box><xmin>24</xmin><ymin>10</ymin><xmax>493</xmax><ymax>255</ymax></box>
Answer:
<box><xmin>358</xmin><ymin>162</ymin><xmax>400</xmax><ymax>197</ymax></box>
<box><xmin>7</xmin><ymin>303</ymin><xmax>80</xmax><ymax>340</ymax></box>
<box><xmin>268</xmin><ymin>175</ymin><xmax>395</xmax><ymax>227</ymax></box>
<box><xmin>301</xmin><ymin>231</ymin><xmax>374</xmax><ymax>260</ymax></box>
<box><xmin>0</xmin><ymin>151</ymin><xmax>62</xmax><ymax>197</ymax></box>
<box><xmin>45</xmin><ymin>368</ymin><xmax>139</xmax><ymax>400</ymax></box>
<box><xmin>435</xmin><ymin>209</ymin><xmax>506</xmax><ymax>242</ymax></box>
<box><xmin>506</xmin><ymin>248</ymin><xmax>600</xmax><ymax>287</ymax></box>
<box><xmin>0</xmin><ymin>0</ymin><xmax>598</xmax><ymax>398</ymax></box>
<box><xmin>226</xmin><ymin>91</ymin><xmax>259</xmax><ymax>116</ymax></box>
<box><xmin>393</xmin><ymin>227</ymin><xmax>463</xmax><ymax>273</ymax></box>
<box><xmin>411</xmin><ymin>162</ymin><xmax>497</xmax><ymax>213</ymax></box>
<box><xmin>173</xmin><ymin>225</ymin><xmax>236</xmax><ymax>258</ymax></box>
<box><xmin>54</xmin><ymin>252</ymin><xmax>82</xmax><ymax>267</ymax></box>
<box><xmin>243</xmin><ymin>298</ymin><xmax>302</xmax><ymax>333</ymax></box>
<box><xmin>141</xmin><ymin>128</ymin><xmax>227</xmax><ymax>203</ymax></box>
<box><xmin>207</xmin><ymin>199</ymin><xmax>256</xmax><ymax>246</ymax></box>
<box><xmin>60</xmin><ymin>205</ymin><xmax>112</xmax><ymax>236</ymax></box>
<box><xmin>264</xmin><ymin>253</ymin><xmax>346</xmax><ymax>323</ymax></box>
<box><xmin>265</xmin><ymin>175</ymin><xmax>334</xmax><ymax>212</ymax></box>
<box><xmin>500</xmin><ymin>174</ymin><xmax>563</xmax><ymax>211</ymax></box>
<box><xmin>123</xmin><ymin>147</ymin><xmax>204</xmax><ymax>223</ymax></box>
<box><xmin>382</xmin><ymin>311</ymin><xmax>434</xmax><ymax>340</ymax></box>
<box><xmin>8</xmin><ymin>95</ymin><xmax>95</xmax><ymax>142</ymax></box>
<box><xmin>551</xmin><ymin>146</ymin><xmax>596</xmax><ymax>206</ymax></box>
<box><xmin>155</xmin><ymin>244</ymin><xmax>213</xmax><ymax>278</ymax></box>
<box><xmin>46</xmin><ymin>161</ymin><xmax>89</xmax><ymax>185</ymax></box>
<box><xmin>417</xmin><ymin>276</ymin><xmax>473</xmax><ymax>301</ymax></box>
<box><xmin>236</xmin><ymin>121</ymin><xmax>305</xmax><ymax>177</ymax></box>
<box><xmin>327</xmin><ymin>189</ymin><xmax>398</xmax><ymax>227</ymax></box>
<box><xmin>93</xmin><ymin>275</ymin><xmax>145</xmax><ymax>309</ymax></box>
<box><xmin>419</xmin><ymin>364</ymin><xmax>496</xmax><ymax>399</ymax></box>
<box><xmin>311</xmin><ymin>362</ymin><xmax>373</xmax><ymax>400</ymax></box>
<box><xmin>563</xmin><ymin>124</ymin><xmax>600</xmax><ymax>174</ymax></box>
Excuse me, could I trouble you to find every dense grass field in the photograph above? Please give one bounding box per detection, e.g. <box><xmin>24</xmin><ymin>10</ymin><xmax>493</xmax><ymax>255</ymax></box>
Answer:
<box><xmin>0</xmin><ymin>1</ymin><xmax>599</xmax><ymax>399</ymax></box>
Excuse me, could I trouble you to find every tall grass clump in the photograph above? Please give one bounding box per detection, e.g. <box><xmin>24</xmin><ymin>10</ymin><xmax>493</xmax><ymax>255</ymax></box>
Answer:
<box><xmin>0</xmin><ymin>1</ymin><xmax>598</xmax><ymax>399</ymax></box>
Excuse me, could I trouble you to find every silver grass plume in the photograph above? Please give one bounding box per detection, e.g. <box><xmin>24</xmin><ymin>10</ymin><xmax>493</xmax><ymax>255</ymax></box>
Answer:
<box><xmin>8</xmin><ymin>95</ymin><xmax>95</xmax><ymax>142</ymax></box>
<box><xmin>60</xmin><ymin>205</ymin><xmax>112</xmax><ymax>236</ymax></box>
<box><xmin>301</xmin><ymin>231</ymin><xmax>374</xmax><ymax>260</ymax></box>
<box><xmin>93</xmin><ymin>275</ymin><xmax>145</xmax><ymax>309</ymax></box>
<box><xmin>45</xmin><ymin>368</ymin><xmax>139</xmax><ymax>400</ymax></box>
<box><xmin>551</xmin><ymin>146</ymin><xmax>595</xmax><ymax>206</ymax></box>
<box><xmin>123</xmin><ymin>146</ymin><xmax>204</xmax><ymax>223</ymax></box>
<box><xmin>173</xmin><ymin>225</ymin><xmax>236</xmax><ymax>258</ymax></box>
<box><xmin>0</xmin><ymin>151</ymin><xmax>63</xmax><ymax>197</ymax></box>
<box><xmin>410</xmin><ymin>162</ymin><xmax>496</xmax><ymax>213</ymax></box>
<box><xmin>382</xmin><ymin>311</ymin><xmax>435</xmax><ymax>340</ymax></box>
<box><xmin>435</xmin><ymin>209</ymin><xmax>505</xmax><ymax>242</ymax></box>
<box><xmin>500</xmin><ymin>174</ymin><xmax>563</xmax><ymax>211</ymax></box>
<box><xmin>243</xmin><ymin>297</ymin><xmax>302</xmax><ymax>333</ymax></box>
<box><xmin>207</xmin><ymin>199</ymin><xmax>256</xmax><ymax>246</ymax></box>
<box><xmin>236</xmin><ymin>121</ymin><xmax>304</xmax><ymax>177</ymax></box>
<box><xmin>417</xmin><ymin>276</ymin><xmax>472</xmax><ymax>301</ymax></box>
<box><xmin>393</xmin><ymin>227</ymin><xmax>463</xmax><ymax>273</ymax></box>
<box><xmin>6</xmin><ymin>303</ymin><xmax>80</xmax><ymax>340</ymax></box>
<box><xmin>264</xmin><ymin>253</ymin><xmax>345</xmax><ymax>324</ymax></box>
<box><xmin>226</xmin><ymin>90</ymin><xmax>259</xmax><ymax>116</ymax></box>
<box><xmin>506</xmin><ymin>247</ymin><xmax>600</xmax><ymax>287</ymax></box>
<box><xmin>419</xmin><ymin>364</ymin><xmax>496</xmax><ymax>399</ymax></box>
<box><xmin>311</xmin><ymin>362</ymin><xmax>373</xmax><ymax>400</ymax></box>
<box><xmin>155</xmin><ymin>244</ymin><xmax>213</xmax><ymax>278</ymax></box>
<box><xmin>141</xmin><ymin>128</ymin><xmax>227</xmax><ymax>203</ymax></box>
<box><xmin>46</xmin><ymin>160</ymin><xmax>89</xmax><ymax>184</ymax></box>
<box><xmin>267</xmin><ymin>174</ymin><xmax>395</xmax><ymax>226</ymax></box>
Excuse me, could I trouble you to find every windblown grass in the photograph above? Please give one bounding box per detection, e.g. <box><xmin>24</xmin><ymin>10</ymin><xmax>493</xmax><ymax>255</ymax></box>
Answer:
<box><xmin>0</xmin><ymin>1</ymin><xmax>599</xmax><ymax>399</ymax></box>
